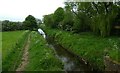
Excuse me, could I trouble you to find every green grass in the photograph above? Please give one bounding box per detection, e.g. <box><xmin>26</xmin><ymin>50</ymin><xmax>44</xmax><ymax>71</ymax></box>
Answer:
<box><xmin>25</xmin><ymin>31</ymin><xmax>63</xmax><ymax>71</ymax></box>
<box><xmin>0</xmin><ymin>32</ymin><xmax>2</xmax><ymax>52</ymax></box>
<box><xmin>2</xmin><ymin>31</ymin><xmax>25</xmax><ymax>60</ymax></box>
<box><xmin>0</xmin><ymin>32</ymin><xmax>2</xmax><ymax>71</ymax></box>
<box><xmin>2</xmin><ymin>30</ymin><xmax>30</xmax><ymax>71</ymax></box>
<box><xmin>45</xmin><ymin>28</ymin><xmax>120</xmax><ymax>71</ymax></box>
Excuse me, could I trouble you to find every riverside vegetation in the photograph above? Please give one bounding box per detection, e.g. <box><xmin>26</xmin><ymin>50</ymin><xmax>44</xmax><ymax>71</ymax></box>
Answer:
<box><xmin>25</xmin><ymin>31</ymin><xmax>63</xmax><ymax>71</ymax></box>
<box><xmin>1</xmin><ymin>1</ymin><xmax>120</xmax><ymax>72</ymax></box>
<box><xmin>43</xmin><ymin>27</ymin><xmax>120</xmax><ymax>71</ymax></box>
<box><xmin>2</xmin><ymin>31</ymin><xmax>64</xmax><ymax>71</ymax></box>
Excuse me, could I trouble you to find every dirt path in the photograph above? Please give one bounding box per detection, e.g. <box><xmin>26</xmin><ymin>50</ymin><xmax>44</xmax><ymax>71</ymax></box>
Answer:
<box><xmin>16</xmin><ymin>33</ymin><xmax>31</xmax><ymax>71</ymax></box>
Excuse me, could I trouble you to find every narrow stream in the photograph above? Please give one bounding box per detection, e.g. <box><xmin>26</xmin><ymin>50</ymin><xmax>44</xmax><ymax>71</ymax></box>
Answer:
<box><xmin>46</xmin><ymin>35</ymin><xmax>99</xmax><ymax>73</ymax></box>
<box><xmin>38</xmin><ymin>29</ymin><xmax>102</xmax><ymax>73</ymax></box>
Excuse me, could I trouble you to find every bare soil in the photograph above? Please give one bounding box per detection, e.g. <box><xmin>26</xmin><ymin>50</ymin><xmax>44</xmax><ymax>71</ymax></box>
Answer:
<box><xmin>16</xmin><ymin>34</ymin><xmax>31</xmax><ymax>71</ymax></box>
<box><xmin>104</xmin><ymin>56</ymin><xmax>120</xmax><ymax>73</ymax></box>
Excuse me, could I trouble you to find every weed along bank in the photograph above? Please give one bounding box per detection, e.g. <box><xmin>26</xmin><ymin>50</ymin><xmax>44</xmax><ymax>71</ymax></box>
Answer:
<box><xmin>43</xmin><ymin>27</ymin><xmax>120</xmax><ymax>72</ymax></box>
<box><xmin>1</xmin><ymin>1</ymin><xmax>120</xmax><ymax>72</ymax></box>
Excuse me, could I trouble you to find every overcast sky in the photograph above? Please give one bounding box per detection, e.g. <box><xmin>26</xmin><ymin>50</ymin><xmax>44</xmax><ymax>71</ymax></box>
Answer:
<box><xmin>0</xmin><ymin>0</ymin><xmax>65</xmax><ymax>22</ymax></box>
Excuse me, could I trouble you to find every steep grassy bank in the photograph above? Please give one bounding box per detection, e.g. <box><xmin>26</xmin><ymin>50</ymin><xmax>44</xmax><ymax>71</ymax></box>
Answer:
<box><xmin>25</xmin><ymin>31</ymin><xmax>63</xmax><ymax>71</ymax></box>
<box><xmin>2</xmin><ymin>30</ymin><xmax>30</xmax><ymax>71</ymax></box>
<box><xmin>44</xmin><ymin>28</ymin><xmax>120</xmax><ymax>71</ymax></box>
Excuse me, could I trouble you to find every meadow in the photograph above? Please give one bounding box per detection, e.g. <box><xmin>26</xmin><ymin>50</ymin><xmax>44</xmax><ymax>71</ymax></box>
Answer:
<box><xmin>44</xmin><ymin>28</ymin><xmax>120</xmax><ymax>71</ymax></box>
<box><xmin>2</xmin><ymin>30</ymin><xmax>30</xmax><ymax>70</ymax></box>
<box><xmin>0</xmin><ymin>32</ymin><xmax>1</xmax><ymax>52</ymax></box>
<box><xmin>2</xmin><ymin>31</ymin><xmax>24</xmax><ymax>60</ymax></box>
<box><xmin>0</xmin><ymin>32</ymin><xmax>1</xmax><ymax>46</ymax></box>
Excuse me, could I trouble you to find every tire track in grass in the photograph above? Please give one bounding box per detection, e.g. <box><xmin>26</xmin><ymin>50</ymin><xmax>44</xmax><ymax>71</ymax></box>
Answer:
<box><xmin>16</xmin><ymin>33</ymin><xmax>31</xmax><ymax>71</ymax></box>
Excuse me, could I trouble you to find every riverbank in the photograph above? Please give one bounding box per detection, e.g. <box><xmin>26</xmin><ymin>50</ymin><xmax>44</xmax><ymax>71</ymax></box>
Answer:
<box><xmin>25</xmin><ymin>31</ymin><xmax>63</xmax><ymax>71</ymax></box>
<box><xmin>44</xmin><ymin>27</ymin><xmax>120</xmax><ymax>71</ymax></box>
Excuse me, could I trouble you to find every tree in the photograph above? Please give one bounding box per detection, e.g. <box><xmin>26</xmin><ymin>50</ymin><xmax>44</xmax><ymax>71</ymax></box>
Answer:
<box><xmin>62</xmin><ymin>5</ymin><xmax>74</xmax><ymax>31</ymax></box>
<box><xmin>91</xmin><ymin>2</ymin><xmax>119</xmax><ymax>37</ymax></box>
<box><xmin>53</xmin><ymin>7</ymin><xmax>64</xmax><ymax>28</ymax></box>
<box><xmin>65</xmin><ymin>2</ymin><xmax>120</xmax><ymax>36</ymax></box>
<box><xmin>73</xmin><ymin>12</ymin><xmax>91</xmax><ymax>32</ymax></box>
<box><xmin>23</xmin><ymin>15</ymin><xmax>38</xmax><ymax>30</ymax></box>
<box><xmin>2</xmin><ymin>20</ymin><xmax>23</xmax><ymax>31</ymax></box>
<box><xmin>64</xmin><ymin>2</ymin><xmax>91</xmax><ymax>32</ymax></box>
<box><xmin>2</xmin><ymin>20</ymin><xmax>10</xmax><ymax>31</ymax></box>
<box><xmin>43</xmin><ymin>14</ymin><xmax>55</xmax><ymax>28</ymax></box>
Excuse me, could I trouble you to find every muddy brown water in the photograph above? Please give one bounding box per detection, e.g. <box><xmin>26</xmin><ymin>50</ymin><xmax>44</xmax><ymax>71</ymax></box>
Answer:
<box><xmin>45</xmin><ymin>35</ymin><xmax>102</xmax><ymax>73</ymax></box>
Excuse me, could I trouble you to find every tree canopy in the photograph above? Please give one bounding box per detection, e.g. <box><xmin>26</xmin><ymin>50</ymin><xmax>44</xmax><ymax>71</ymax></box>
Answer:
<box><xmin>23</xmin><ymin>15</ymin><xmax>38</xmax><ymax>30</ymax></box>
<box><xmin>53</xmin><ymin>7</ymin><xmax>65</xmax><ymax>28</ymax></box>
<box><xmin>43</xmin><ymin>2</ymin><xmax>120</xmax><ymax>37</ymax></box>
<box><xmin>1</xmin><ymin>20</ymin><xmax>23</xmax><ymax>31</ymax></box>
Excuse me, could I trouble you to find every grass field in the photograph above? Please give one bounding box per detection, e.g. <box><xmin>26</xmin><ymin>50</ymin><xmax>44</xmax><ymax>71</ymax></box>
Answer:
<box><xmin>2</xmin><ymin>31</ymin><xmax>26</xmax><ymax>60</ymax></box>
<box><xmin>25</xmin><ymin>31</ymin><xmax>63</xmax><ymax>71</ymax></box>
<box><xmin>45</xmin><ymin>28</ymin><xmax>120</xmax><ymax>71</ymax></box>
<box><xmin>0</xmin><ymin>32</ymin><xmax>1</xmax><ymax>52</ymax></box>
<box><xmin>2</xmin><ymin>30</ymin><xmax>30</xmax><ymax>71</ymax></box>
<box><xmin>0</xmin><ymin>32</ymin><xmax>2</xmax><ymax>71</ymax></box>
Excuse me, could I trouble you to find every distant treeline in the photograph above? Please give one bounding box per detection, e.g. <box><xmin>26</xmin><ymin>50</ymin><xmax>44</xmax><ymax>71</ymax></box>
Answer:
<box><xmin>1</xmin><ymin>20</ymin><xmax>23</xmax><ymax>31</ymax></box>
<box><xmin>43</xmin><ymin>2</ymin><xmax>120</xmax><ymax>37</ymax></box>
<box><xmin>1</xmin><ymin>15</ymin><xmax>42</xmax><ymax>32</ymax></box>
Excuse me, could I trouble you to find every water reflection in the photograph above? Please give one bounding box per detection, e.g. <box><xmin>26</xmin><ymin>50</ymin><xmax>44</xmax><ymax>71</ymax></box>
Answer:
<box><xmin>46</xmin><ymin>36</ymin><xmax>93</xmax><ymax>72</ymax></box>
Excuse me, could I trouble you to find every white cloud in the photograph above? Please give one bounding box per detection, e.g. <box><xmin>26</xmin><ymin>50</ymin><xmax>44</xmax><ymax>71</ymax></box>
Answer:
<box><xmin>0</xmin><ymin>0</ymin><xmax>65</xmax><ymax>21</ymax></box>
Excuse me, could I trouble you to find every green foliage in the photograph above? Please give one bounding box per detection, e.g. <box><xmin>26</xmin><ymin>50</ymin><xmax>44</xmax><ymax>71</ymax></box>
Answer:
<box><xmin>43</xmin><ymin>14</ymin><xmax>55</xmax><ymax>28</ymax></box>
<box><xmin>1</xmin><ymin>15</ymin><xmax>39</xmax><ymax>31</ymax></box>
<box><xmin>25</xmin><ymin>31</ymin><xmax>63</xmax><ymax>71</ymax></box>
<box><xmin>63</xmin><ymin>2</ymin><xmax>120</xmax><ymax>36</ymax></box>
<box><xmin>91</xmin><ymin>5</ymin><xmax>118</xmax><ymax>37</ymax></box>
<box><xmin>2</xmin><ymin>30</ymin><xmax>30</xmax><ymax>71</ymax></box>
<box><xmin>62</xmin><ymin>6</ymin><xmax>74</xmax><ymax>31</ymax></box>
<box><xmin>91</xmin><ymin>2</ymin><xmax>119</xmax><ymax>37</ymax></box>
<box><xmin>91</xmin><ymin>16</ymin><xmax>100</xmax><ymax>35</ymax></box>
<box><xmin>23</xmin><ymin>15</ymin><xmax>38</xmax><ymax>30</ymax></box>
<box><xmin>2</xmin><ymin>20</ymin><xmax>23</xmax><ymax>31</ymax></box>
<box><xmin>53</xmin><ymin>7</ymin><xmax>64</xmax><ymax>28</ymax></box>
<box><xmin>45</xmin><ymin>28</ymin><xmax>120</xmax><ymax>71</ymax></box>
<box><xmin>73</xmin><ymin>12</ymin><xmax>91</xmax><ymax>32</ymax></box>
<box><xmin>43</xmin><ymin>2</ymin><xmax>120</xmax><ymax>36</ymax></box>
